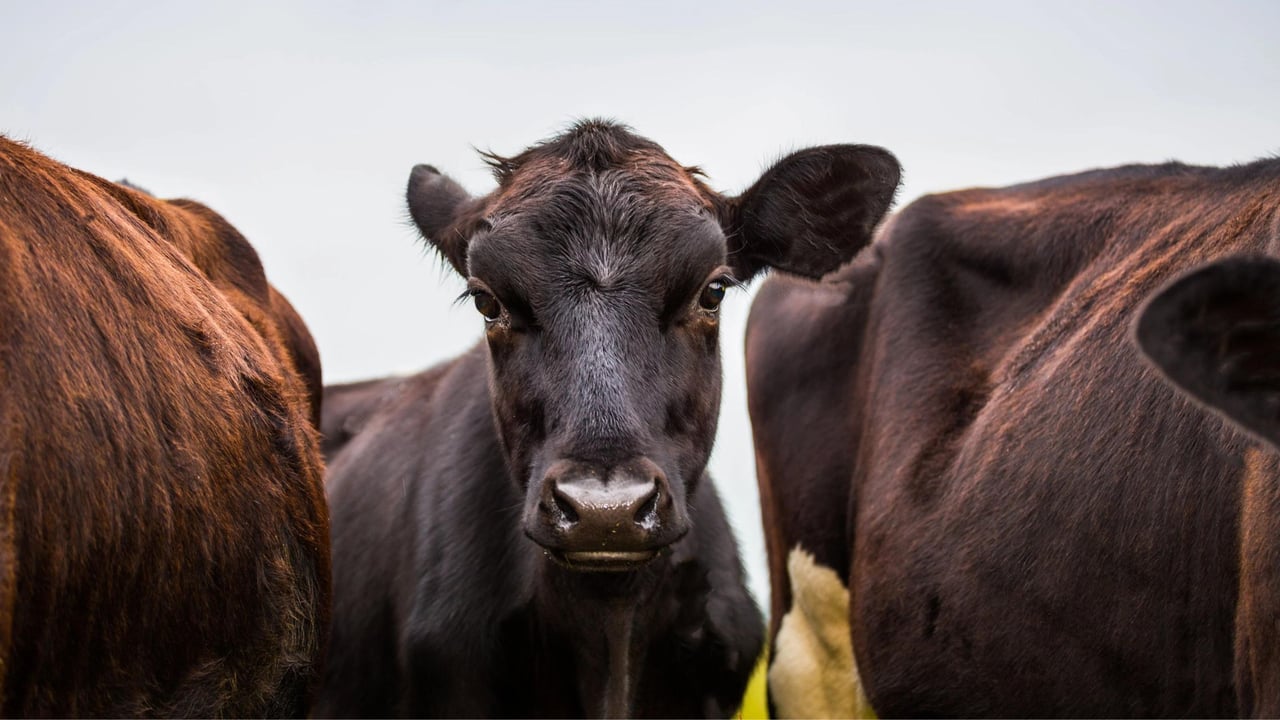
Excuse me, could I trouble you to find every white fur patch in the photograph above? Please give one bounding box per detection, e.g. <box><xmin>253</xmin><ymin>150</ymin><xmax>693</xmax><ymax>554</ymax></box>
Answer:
<box><xmin>768</xmin><ymin>547</ymin><xmax>875</xmax><ymax>718</ymax></box>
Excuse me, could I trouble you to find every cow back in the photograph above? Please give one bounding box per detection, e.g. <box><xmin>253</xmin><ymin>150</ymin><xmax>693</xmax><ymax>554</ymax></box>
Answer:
<box><xmin>0</xmin><ymin>137</ymin><xmax>330</xmax><ymax>716</ymax></box>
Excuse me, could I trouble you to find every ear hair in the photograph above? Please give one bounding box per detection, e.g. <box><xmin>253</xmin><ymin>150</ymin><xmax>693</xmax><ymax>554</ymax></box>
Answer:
<box><xmin>725</xmin><ymin>145</ymin><xmax>900</xmax><ymax>281</ymax></box>
<box><xmin>1134</xmin><ymin>255</ymin><xmax>1280</xmax><ymax>448</ymax></box>
<box><xmin>406</xmin><ymin>163</ymin><xmax>477</xmax><ymax>275</ymax></box>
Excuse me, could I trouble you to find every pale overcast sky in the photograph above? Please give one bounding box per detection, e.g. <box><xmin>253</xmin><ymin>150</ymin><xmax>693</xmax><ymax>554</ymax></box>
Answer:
<box><xmin>5</xmin><ymin>0</ymin><xmax>1278</xmax><ymax>607</ymax></box>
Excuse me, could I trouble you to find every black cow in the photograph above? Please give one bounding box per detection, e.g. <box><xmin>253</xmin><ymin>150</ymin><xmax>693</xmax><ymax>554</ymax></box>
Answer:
<box><xmin>747</xmin><ymin>159</ymin><xmax>1280</xmax><ymax>716</ymax></box>
<box><xmin>314</xmin><ymin>119</ymin><xmax>901</xmax><ymax>717</ymax></box>
<box><xmin>318</xmin><ymin>374</ymin><xmax>411</xmax><ymax>458</ymax></box>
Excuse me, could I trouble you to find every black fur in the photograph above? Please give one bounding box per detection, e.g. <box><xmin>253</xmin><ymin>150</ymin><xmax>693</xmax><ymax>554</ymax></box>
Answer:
<box><xmin>316</xmin><ymin>120</ymin><xmax>900</xmax><ymax>717</ymax></box>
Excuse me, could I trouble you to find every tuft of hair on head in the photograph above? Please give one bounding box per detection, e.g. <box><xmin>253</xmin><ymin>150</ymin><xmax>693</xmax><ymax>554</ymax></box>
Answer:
<box><xmin>555</xmin><ymin>118</ymin><xmax>649</xmax><ymax>173</ymax></box>
<box><xmin>478</xmin><ymin>148</ymin><xmax>519</xmax><ymax>185</ymax></box>
<box><xmin>477</xmin><ymin>119</ymin><xmax>669</xmax><ymax>185</ymax></box>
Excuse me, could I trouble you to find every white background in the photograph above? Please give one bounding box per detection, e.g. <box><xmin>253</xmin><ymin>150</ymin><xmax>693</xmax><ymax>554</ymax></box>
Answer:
<box><xmin>5</xmin><ymin>0</ymin><xmax>1278</xmax><ymax>609</ymax></box>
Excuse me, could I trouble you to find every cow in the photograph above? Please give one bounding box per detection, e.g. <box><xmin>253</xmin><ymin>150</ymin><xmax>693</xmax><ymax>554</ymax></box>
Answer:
<box><xmin>318</xmin><ymin>374</ymin><xmax>412</xmax><ymax>458</ymax></box>
<box><xmin>746</xmin><ymin>158</ymin><xmax>1280</xmax><ymax>716</ymax></box>
<box><xmin>0</xmin><ymin>136</ymin><xmax>331</xmax><ymax>716</ymax></box>
<box><xmin>313</xmin><ymin>119</ymin><xmax>901</xmax><ymax>718</ymax></box>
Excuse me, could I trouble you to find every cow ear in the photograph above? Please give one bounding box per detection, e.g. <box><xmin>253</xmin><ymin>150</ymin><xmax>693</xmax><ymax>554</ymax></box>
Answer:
<box><xmin>723</xmin><ymin>145</ymin><xmax>901</xmax><ymax>281</ymax></box>
<box><xmin>1134</xmin><ymin>256</ymin><xmax>1280</xmax><ymax>447</ymax></box>
<box><xmin>407</xmin><ymin>163</ymin><xmax>477</xmax><ymax>275</ymax></box>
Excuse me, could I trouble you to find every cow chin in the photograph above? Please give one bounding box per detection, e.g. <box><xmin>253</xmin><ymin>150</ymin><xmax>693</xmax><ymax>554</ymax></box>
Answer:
<box><xmin>521</xmin><ymin>457</ymin><xmax>691</xmax><ymax>573</ymax></box>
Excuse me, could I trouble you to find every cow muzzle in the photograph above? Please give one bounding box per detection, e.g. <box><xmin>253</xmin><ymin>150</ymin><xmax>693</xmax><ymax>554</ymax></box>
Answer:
<box><xmin>525</xmin><ymin>457</ymin><xmax>688</xmax><ymax>571</ymax></box>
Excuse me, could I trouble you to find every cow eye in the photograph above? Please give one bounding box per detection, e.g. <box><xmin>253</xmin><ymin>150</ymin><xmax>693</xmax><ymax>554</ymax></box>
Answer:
<box><xmin>699</xmin><ymin>280</ymin><xmax>727</xmax><ymax>312</ymax></box>
<box><xmin>472</xmin><ymin>290</ymin><xmax>503</xmax><ymax>321</ymax></box>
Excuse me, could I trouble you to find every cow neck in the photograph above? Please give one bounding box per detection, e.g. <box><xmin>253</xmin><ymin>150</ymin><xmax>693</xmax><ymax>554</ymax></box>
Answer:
<box><xmin>535</xmin><ymin>557</ymin><xmax>671</xmax><ymax>718</ymax></box>
<box><xmin>600</xmin><ymin>598</ymin><xmax>637</xmax><ymax>719</ymax></box>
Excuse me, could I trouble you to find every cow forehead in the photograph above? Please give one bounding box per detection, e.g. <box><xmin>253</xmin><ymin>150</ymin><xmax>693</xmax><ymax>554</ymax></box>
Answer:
<box><xmin>468</xmin><ymin>173</ymin><xmax>726</xmax><ymax>298</ymax></box>
<box><xmin>492</xmin><ymin>167</ymin><xmax>712</xmax><ymax>235</ymax></box>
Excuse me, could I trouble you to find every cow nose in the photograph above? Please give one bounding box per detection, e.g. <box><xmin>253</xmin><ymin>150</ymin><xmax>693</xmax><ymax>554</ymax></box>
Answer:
<box><xmin>551</xmin><ymin>475</ymin><xmax>660</xmax><ymax>531</ymax></box>
<box><xmin>534</xmin><ymin>458</ymin><xmax>679</xmax><ymax>570</ymax></box>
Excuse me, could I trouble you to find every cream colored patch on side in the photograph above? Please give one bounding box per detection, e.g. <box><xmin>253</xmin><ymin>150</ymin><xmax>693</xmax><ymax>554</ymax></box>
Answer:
<box><xmin>768</xmin><ymin>547</ymin><xmax>875</xmax><ymax>719</ymax></box>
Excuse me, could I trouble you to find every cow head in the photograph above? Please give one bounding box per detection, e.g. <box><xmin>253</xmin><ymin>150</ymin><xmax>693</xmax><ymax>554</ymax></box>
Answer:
<box><xmin>408</xmin><ymin>120</ymin><xmax>899</xmax><ymax>571</ymax></box>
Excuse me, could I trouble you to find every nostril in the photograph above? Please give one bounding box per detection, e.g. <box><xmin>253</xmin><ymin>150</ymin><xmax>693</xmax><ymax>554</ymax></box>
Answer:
<box><xmin>634</xmin><ymin>484</ymin><xmax>660</xmax><ymax>528</ymax></box>
<box><xmin>550</xmin><ymin>484</ymin><xmax>580</xmax><ymax>523</ymax></box>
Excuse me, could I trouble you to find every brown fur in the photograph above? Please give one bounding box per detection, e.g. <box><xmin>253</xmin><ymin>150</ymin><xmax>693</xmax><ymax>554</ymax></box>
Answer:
<box><xmin>1136</xmin><ymin>255</ymin><xmax>1280</xmax><ymax>714</ymax></box>
<box><xmin>748</xmin><ymin>159</ymin><xmax>1280</xmax><ymax>715</ymax></box>
<box><xmin>0</xmin><ymin>137</ymin><xmax>330</xmax><ymax>716</ymax></box>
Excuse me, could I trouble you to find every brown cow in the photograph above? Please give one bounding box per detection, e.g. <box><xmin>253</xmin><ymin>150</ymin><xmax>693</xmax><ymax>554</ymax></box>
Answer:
<box><xmin>747</xmin><ymin>159</ymin><xmax>1280</xmax><ymax>716</ymax></box>
<box><xmin>0</xmin><ymin>136</ymin><xmax>330</xmax><ymax>716</ymax></box>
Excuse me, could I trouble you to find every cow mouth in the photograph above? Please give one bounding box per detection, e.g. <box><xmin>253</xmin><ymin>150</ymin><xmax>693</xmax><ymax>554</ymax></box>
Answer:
<box><xmin>551</xmin><ymin>549</ymin><xmax>659</xmax><ymax>572</ymax></box>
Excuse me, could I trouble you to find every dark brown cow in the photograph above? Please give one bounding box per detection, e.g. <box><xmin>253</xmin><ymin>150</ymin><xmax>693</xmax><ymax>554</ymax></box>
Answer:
<box><xmin>747</xmin><ymin>159</ymin><xmax>1280</xmax><ymax>716</ymax></box>
<box><xmin>0</xmin><ymin>136</ymin><xmax>330</xmax><ymax>716</ymax></box>
<box><xmin>315</xmin><ymin>120</ymin><xmax>901</xmax><ymax>718</ymax></box>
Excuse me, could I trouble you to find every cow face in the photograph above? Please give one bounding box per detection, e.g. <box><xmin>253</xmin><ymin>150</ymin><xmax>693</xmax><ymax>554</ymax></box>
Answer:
<box><xmin>408</xmin><ymin>120</ymin><xmax>898</xmax><ymax>571</ymax></box>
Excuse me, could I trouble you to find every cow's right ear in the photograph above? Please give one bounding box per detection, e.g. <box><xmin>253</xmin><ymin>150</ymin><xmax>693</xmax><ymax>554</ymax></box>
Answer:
<box><xmin>722</xmin><ymin>145</ymin><xmax>901</xmax><ymax>282</ymax></box>
<box><xmin>1134</xmin><ymin>255</ymin><xmax>1280</xmax><ymax>447</ymax></box>
<box><xmin>407</xmin><ymin>163</ymin><xmax>477</xmax><ymax>275</ymax></box>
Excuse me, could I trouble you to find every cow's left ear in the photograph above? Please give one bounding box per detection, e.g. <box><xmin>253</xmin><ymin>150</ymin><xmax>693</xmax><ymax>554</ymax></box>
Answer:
<box><xmin>1134</xmin><ymin>255</ymin><xmax>1280</xmax><ymax>447</ymax></box>
<box><xmin>407</xmin><ymin>163</ymin><xmax>481</xmax><ymax>276</ymax></box>
<box><xmin>722</xmin><ymin>145</ymin><xmax>900</xmax><ymax>281</ymax></box>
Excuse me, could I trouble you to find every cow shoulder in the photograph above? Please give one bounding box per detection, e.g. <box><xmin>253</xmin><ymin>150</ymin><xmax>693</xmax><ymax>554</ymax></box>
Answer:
<box><xmin>322</xmin><ymin>345</ymin><xmax>530</xmax><ymax>716</ymax></box>
<box><xmin>90</xmin><ymin>175</ymin><xmax>324</xmax><ymax>426</ymax></box>
<box><xmin>324</xmin><ymin>344</ymin><xmax>518</xmax><ymax>627</ymax></box>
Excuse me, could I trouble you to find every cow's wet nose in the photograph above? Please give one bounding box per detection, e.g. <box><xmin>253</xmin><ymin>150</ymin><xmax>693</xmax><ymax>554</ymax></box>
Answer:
<box><xmin>551</xmin><ymin>474</ymin><xmax>660</xmax><ymax>531</ymax></box>
<box><xmin>534</xmin><ymin>458</ymin><xmax>682</xmax><ymax>569</ymax></box>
